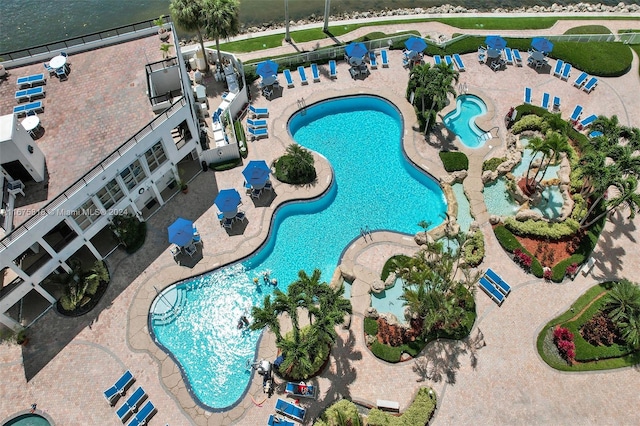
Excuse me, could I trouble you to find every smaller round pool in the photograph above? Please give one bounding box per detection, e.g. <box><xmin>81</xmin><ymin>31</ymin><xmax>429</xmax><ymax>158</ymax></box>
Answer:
<box><xmin>443</xmin><ymin>95</ymin><xmax>488</xmax><ymax>148</ymax></box>
<box><xmin>2</xmin><ymin>413</ymin><xmax>51</xmax><ymax>426</ymax></box>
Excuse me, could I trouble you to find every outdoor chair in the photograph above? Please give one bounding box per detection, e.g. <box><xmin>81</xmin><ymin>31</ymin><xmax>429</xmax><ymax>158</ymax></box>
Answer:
<box><xmin>235</xmin><ymin>211</ymin><xmax>246</xmax><ymax>223</ymax></box>
<box><xmin>582</xmin><ymin>77</ymin><xmax>598</xmax><ymax>93</ymax></box>
<box><xmin>444</xmin><ymin>55</ymin><xmax>453</xmax><ymax>68</ymax></box>
<box><xmin>485</xmin><ymin>269</ymin><xmax>511</xmax><ymax>296</ymax></box>
<box><xmin>283</xmin><ymin>69</ymin><xmax>294</xmax><ymax>87</ymax></box>
<box><xmin>512</xmin><ymin>49</ymin><xmax>523</xmax><ymax>66</ymax></box>
<box><xmin>561</xmin><ymin>63</ymin><xmax>572</xmax><ymax>81</ymax></box>
<box><xmin>116</xmin><ymin>387</ymin><xmax>147</xmax><ymax>423</ymax></box>
<box><xmin>285</xmin><ymin>382</ymin><xmax>317</xmax><ymax>399</ymax></box>
<box><xmin>541</xmin><ymin>92</ymin><xmax>550</xmax><ymax>110</ymax></box>
<box><xmin>56</xmin><ymin>66</ymin><xmax>67</xmax><ymax>80</ymax></box>
<box><xmin>504</xmin><ymin>48</ymin><xmax>514</xmax><ymax>65</ymax></box>
<box><xmin>380</xmin><ymin>49</ymin><xmax>389</xmax><ymax>67</ymax></box>
<box><xmin>369</xmin><ymin>52</ymin><xmax>378</xmax><ymax>69</ymax></box>
<box><xmin>263</xmin><ymin>181</ymin><xmax>273</xmax><ymax>192</ymax></box>
<box><xmin>127</xmin><ymin>400</ymin><xmax>156</xmax><ymax>426</ymax></box>
<box><xmin>184</xmin><ymin>244</ymin><xmax>197</xmax><ymax>257</ymax></box>
<box><xmin>262</xmin><ymin>87</ymin><xmax>273</xmax><ymax>99</ymax></box>
<box><xmin>103</xmin><ymin>370</ymin><xmax>135</xmax><ymax>406</ymax></box>
<box><xmin>297</xmin><ymin>66</ymin><xmax>308</xmax><ymax>85</ymax></box>
<box><xmin>44</xmin><ymin>62</ymin><xmax>55</xmax><ymax>76</ymax></box>
<box><xmin>311</xmin><ymin>63</ymin><xmax>320</xmax><ymax>82</ymax></box>
<box><xmin>523</xmin><ymin>87</ymin><xmax>532</xmax><ymax>105</ymax></box>
<box><xmin>329</xmin><ymin>60</ymin><xmax>338</xmax><ymax>77</ymax></box>
<box><xmin>268</xmin><ymin>415</ymin><xmax>294</xmax><ymax>426</ymax></box>
<box><xmin>222</xmin><ymin>218</ymin><xmax>234</xmax><ymax>229</ymax></box>
<box><xmin>578</xmin><ymin>114</ymin><xmax>597</xmax><ymax>130</ymax></box>
<box><xmin>573</xmin><ymin>72</ymin><xmax>588</xmax><ymax>88</ymax></box>
<box><xmin>275</xmin><ymin>398</ymin><xmax>306</xmax><ymax>423</ymax></box>
<box><xmin>249</xmin><ymin>105</ymin><xmax>269</xmax><ymax>118</ymax></box>
<box><xmin>247</xmin><ymin>118</ymin><xmax>267</xmax><ymax>129</ymax></box>
<box><xmin>553</xmin><ymin>96</ymin><xmax>561</xmax><ymax>111</ymax></box>
<box><xmin>479</xmin><ymin>276</ymin><xmax>504</xmax><ymax>306</ymax></box>
<box><xmin>248</xmin><ymin>126</ymin><xmax>268</xmax><ymax>140</ymax></box>
<box><xmin>569</xmin><ymin>104</ymin><xmax>583</xmax><ymax>123</ymax></box>
<box><xmin>434</xmin><ymin>55</ymin><xmax>442</xmax><ymax>65</ymax></box>
<box><xmin>452</xmin><ymin>54</ymin><xmax>465</xmax><ymax>71</ymax></box>
<box><xmin>13</xmin><ymin>100</ymin><xmax>44</xmax><ymax>116</ymax></box>
<box><xmin>170</xmin><ymin>245</ymin><xmax>181</xmax><ymax>260</ymax></box>
<box><xmin>553</xmin><ymin>59</ymin><xmax>564</xmax><ymax>77</ymax></box>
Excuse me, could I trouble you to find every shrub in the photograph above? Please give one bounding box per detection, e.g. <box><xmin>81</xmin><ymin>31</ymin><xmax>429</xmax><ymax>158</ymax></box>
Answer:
<box><xmin>504</xmin><ymin>217</ymin><xmax>580</xmax><ymax>240</ymax></box>
<box><xmin>482</xmin><ymin>157</ymin><xmax>506</xmax><ymax>172</ymax></box>
<box><xmin>370</xmin><ymin>340</ymin><xmax>402</xmax><ymax>363</ymax></box>
<box><xmin>381</xmin><ymin>254</ymin><xmax>410</xmax><ymax>281</ymax></box>
<box><xmin>212</xmin><ymin>157</ymin><xmax>242</xmax><ymax>171</ymax></box>
<box><xmin>316</xmin><ymin>399</ymin><xmax>361</xmax><ymax>426</ymax></box>
<box><xmin>110</xmin><ymin>212</ymin><xmax>146</xmax><ymax>254</ymax></box>
<box><xmin>463</xmin><ymin>230</ymin><xmax>484</xmax><ymax>267</ymax></box>
<box><xmin>439</xmin><ymin>151</ymin><xmax>469</xmax><ymax>172</ymax></box>
<box><xmin>551</xmin><ymin>254</ymin><xmax>586</xmax><ymax>282</ymax></box>
<box><xmin>543</xmin><ymin>268</ymin><xmax>552</xmax><ymax>281</ymax></box>
<box><xmin>513</xmin><ymin>248</ymin><xmax>532</xmax><ymax>271</ymax></box>
<box><xmin>494</xmin><ymin>225</ymin><xmax>520</xmax><ymax>252</ymax></box>
<box><xmin>581</xmin><ymin>311</ymin><xmax>618</xmax><ymax>346</ymax></box>
<box><xmin>511</xmin><ymin>114</ymin><xmax>548</xmax><ymax>134</ymax></box>
<box><xmin>364</xmin><ymin>317</ymin><xmax>379</xmax><ymax>336</ymax></box>
<box><xmin>553</xmin><ymin>326</ymin><xmax>576</xmax><ymax>363</ymax></box>
<box><xmin>273</xmin><ymin>144</ymin><xmax>317</xmax><ymax>185</ymax></box>
<box><xmin>366</xmin><ymin>387</ymin><xmax>436</xmax><ymax>426</ymax></box>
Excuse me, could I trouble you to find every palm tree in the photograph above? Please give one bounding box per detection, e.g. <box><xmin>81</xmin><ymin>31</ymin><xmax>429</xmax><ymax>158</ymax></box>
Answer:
<box><xmin>323</xmin><ymin>0</ymin><xmax>331</xmax><ymax>32</ymax></box>
<box><xmin>250</xmin><ymin>295</ymin><xmax>284</xmax><ymax>343</ymax></box>
<box><xmin>607</xmin><ymin>144</ymin><xmax>640</xmax><ymax>178</ymax></box>
<box><xmin>590</xmin><ymin>115</ymin><xmax>621</xmax><ymax>151</ymax></box>
<box><xmin>605</xmin><ymin>279</ymin><xmax>640</xmax><ymax>323</ymax></box>
<box><xmin>202</xmin><ymin>0</ymin><xmax>240</xmax><ymax>72</ymax></box>
<box><xmin>577</xmin><ymin>150</ymin><xmax>608</xmax><ymax>197</ymax></box>
<box><xmin>290</xmin><ymin>269</ymin><xmax>323</xmax><ymax>324</ymax></box>
<box><xmin>531</xmin><ymin>131</ymin><xmax>570</xmax><ymax>188</ymax></box>
<box><xmin>169</xmin><ymin>0</ymin><xmax>210</xmax><ymax>73</ymax></box>
<box><xmin>581</xmin><ymin>175</ymin><xmax>640</xmax><ymax>229</ymax></box>
<box><xmin>282</xmin><ymin>143</ymin><xmax>316</xmax><ymax>183</ymax></box>
<box><xmin>423</xmin><ymin>62</ymin><xmax>459</xmax><ymax>133</ymax></box>
<box><xmin>284</xmin><ymin>0</ymin><xmax>290</xmax><ymax>42</ymax></box>
<box><xmin>523</xmin><ymin>136</ymin><xmax>548</xmax><ymax>193</ymax></box>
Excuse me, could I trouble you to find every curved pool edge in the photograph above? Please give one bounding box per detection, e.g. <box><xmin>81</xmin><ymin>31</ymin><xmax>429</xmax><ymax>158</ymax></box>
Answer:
<box><xmin>126</xmin><ymin>88</ymin><xmax>455</xmax><ymax>421</ymax></box>
<box><xmin>438</xmin><ymin>89</ymin><xmax>499</xmax><ymax>148</ymax></box>
<box><xmin>1</xmin><ymin>410</ymin><xmax>55</xmax><ymax>426</ymax></box>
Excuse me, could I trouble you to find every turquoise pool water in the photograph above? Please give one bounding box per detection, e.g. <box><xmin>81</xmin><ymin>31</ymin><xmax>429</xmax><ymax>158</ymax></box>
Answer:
<box><xmin>443</xmin><ymin>95</ymin><xmax>488</xmax><ymax>148</ymax></box>
<box><xmin>3</xmin><ymin>414</ymin><xmax>50</xmax><ymax>426</ymax></box>
<box><xmin>484</xmin><ymin>178</ymin><xmax>520</xmax><ymax>217</ymax></box>
<box><xmin>452</xmin><ymin>183</ymin><xmax>473</xmax><ymax>233</ymax></box>
<box><xmin>150</xmin><ymin>96</ymin><xmax>448</xmax><ymax>410</ymax></box>
<box><xmin>371</xmin><ymin>278</ymin><xmax>407</xmax><ymax>324</ymax></box>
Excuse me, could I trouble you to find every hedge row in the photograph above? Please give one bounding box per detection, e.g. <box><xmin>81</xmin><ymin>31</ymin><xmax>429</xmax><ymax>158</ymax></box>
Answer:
<box><xmin>439</xmin><ymin>151</ymin><xmax>469</xmax><ymax>172</ymax></box>
<box><xmin>504</xmin><ymin>217</ymin><xmax>580</xmax><ymax>240</ymax></box>
<box><xmin>367</xmin><ymin>387</ymin><xmax>437</xmax><ymax>426</ymax></box>
<box><xmin>494</xmin><ymin>225</ymin><xmax>543</xmax><ymax>278</ymax></box>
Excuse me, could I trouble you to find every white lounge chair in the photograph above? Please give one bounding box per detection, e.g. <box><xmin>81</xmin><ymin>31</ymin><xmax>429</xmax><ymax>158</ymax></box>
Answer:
<box><xmin>444</xmin><ymin>55</ymin><xmax>453</xmax><ymax>67</ymax></box>
<box><xmin>479</xmin><ymin>276</ymin><xmax>504</xmax><ymax>305</ymax></box>
<box><xmin>553</xmin><ymin>96</ymin><xmax>561</xmax><ymax>111</ymax></box>
<box><xmin>103</xmin><ymin>370</ymin><xmax>135</xmax><ymax>406</ymax></box>
<box><xmin>116</xmin><ymin>387</ymin><xmax>147</xmax><ymax>423</ymax></box>
<box><xmin>569</xmin><ymin>104</ymin><xmax>583</xmax><ymax>122</ymax></box>
<box><xmin>578</xmin><ymin>114</ymin><xmax>597</xmax><ymax>130</ymax></box>
<box><xmin>504</xmin><ymin>48</ymin><xmax>514</xmax><ymax>65</ymax></box>
<box><xmin>524</xmin><ymin>87</ymin><xmax>532</xmax><ymax>105</ymax></box>
<box><xmin>561</xmin><ymin>63</ymin><xmax>572</xmax><ymax>81</ymax></box>
<box><xmin>582</xmin><ymin>77</ymin><xmax>598</xmax><ymax>93</ymax></box>
<box><xmin>512</xmin><ymin>49</ymin><xmax>523</xmax><ymax>66</ymax></box>
<box><xmin>434</xmin><ymin>55</ymin><xmax>442</xmax><ymax>65</ymax></box>
<box><xmin>369</xmin><ymin>52</ymin><xmax>378</xmax><ymax>69</ymax></box>
<box><xmin>541</xmin><ymin>92</ymin><xmax>550</xmax><ymax>110</ymax></box>
<box><xmin>249</xmin><ymin>105</ymin><xmax>269</xmax><ymax>118</ymax></box>
<box><xmin>573</xmin><ymin>72</ymin><xmax>588</xmax><ymax>88</ymax></box>
<box><xmin>275</xmin><ymin>398</ymin><xmax>306</xmax><ymax>422</ymax></box>
<box><xmin>247</xmin><ymin>118</ymin><xmax>267</xmax><ymax>129</ymax></box>
<box><xmin>485</xmin><ymin>268</ymin><xmax>511</xmax><ymax>296</ymax></box>
<box><xmin>248</xmin><ymin>126</ymin><xmax>268</xmax><ymax>140</ymax></box>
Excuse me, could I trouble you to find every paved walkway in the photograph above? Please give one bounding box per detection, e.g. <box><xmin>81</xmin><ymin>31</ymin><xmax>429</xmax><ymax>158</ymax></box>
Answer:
<box><xmin>2</xmin><ymin>16</ymin><xmax>640</xmax><ymax>426</ymax></box>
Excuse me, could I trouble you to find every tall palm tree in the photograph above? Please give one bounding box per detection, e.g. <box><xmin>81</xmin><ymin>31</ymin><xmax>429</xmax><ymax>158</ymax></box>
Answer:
<box><xmin>284</xmin><ymin>0</ymin><xmax>290</xmax><ymax>42</ymax></box>
<box><xmin>250</xmin><ymin>295</ymin><xmax>284</xmax><ymax>342</ymax></box>
<box><xmin>202</xmin><ymin>0</ymin><xmax>240</xmax><ymax>71</ymax></box>
<box><xmin>523</xmin><ymin>137</ymin><xmax>548</xmax><ymax>193</ymax></box>
<box><xmin>606</xmin><ymin>279</ymin><xmax>640</xmax><ymax>323</ymax></box>
<box><xmin>290</xmin><ymin>269</ymin><xmax>323</xmax><ymax>324</ymax></box>
<box><xmin>581</xmin><ymin>175</ymin><xmax>640</xmax><ymax>229</ymax></box>
<box><xmin>323</xmin><ymin>0</ymin><xmax>331</xmax><ymax>32</ymax></box>
<box><xmin>531</xmin><ymin>131</ymin><xmax>570</xmax><ymax>188</ymax></box>
<box><xmin>423</xmin><ymin>62</ymin><xmax>459</xmax><ymax>133</ymax></box>
<box><xmin>607</xmin><ymin>144</ymin><xmax>640</xmax><ymax>178</ymax></box>
<box><xmin>170</xmin><ymin>0</ymin><xmax>210</xmax><ymax>73</ymax></box>
<box><xmin>577</xmin><ymin>150</ymin><xmax>608</xmax><ymax>197</ymax></box>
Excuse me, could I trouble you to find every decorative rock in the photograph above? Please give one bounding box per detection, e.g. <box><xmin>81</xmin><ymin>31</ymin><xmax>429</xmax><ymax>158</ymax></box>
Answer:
<box><xmin>365</xmin><ymin>307</ymin><xmax>379</xmax><ymax>319</ymax></box>
<box><xmin>400</xmin><ymin>353</ymin><xmax>413</xmax><ymax>362</ymax></box>
<box><xmin>384</xmin><ymin>272</ymin><xmax>397</xmax><ymax>287</ymax></box>
<box><xmin>365</xmin><ymin>335</ymin><xmax>377</xmax><ymax>346</ymax></box>
<box><xmin>469</xmin><ymin>221</ymin><xmax>480</xmax><ymax>232</ymax></box>
<box><xmin>482</xmin><ymin>169</ymin><xmax>498</xmax><ymax>184</ymax></box>
<box><xmin>371</xmin><ymin>279</ymin><xmax>387</xmax><ymax>293</ymax></box>
<box><xmin>342</xmin><ymin>314</ymin><xmax>352</xmax><ymax>329</ymax></box>
<box><xmin>489</xmin><ymin>215</ymin><xmax>502</xmax><ymax>225</ymax></box>
<box><xmin>515</xmin><ymin>209</ymin><xmax>543</xmax><ymax>221</ymax></box>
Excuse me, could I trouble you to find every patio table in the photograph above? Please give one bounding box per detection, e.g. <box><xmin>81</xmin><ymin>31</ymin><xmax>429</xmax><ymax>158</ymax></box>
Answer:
<box><xmin>349</xmin><ymin>57</ymin><xmax>363</xmax><ymax>66</ymax></box>
<box><xmin>487</xmin><ymin>48</ymin><xmax>501</xmax><ymax>59</ymax></box>
<box><xmin>530</xmin><ymin>51</ymin><xmax>545</xmax><ymax>62</ymax></box>
<box><xmin>22</xmin><ymin>115</ymin><xmax>40</xmax><ymax>132</ymax></box>
<box><xmin>50</xmin><ymin>55</ymin><xmax>67</xmax><ymax>70</ymax></box>
<box><xmin>262</xmin><ymin>75</ymin><xmax>277</xmax><ymax>87</ymax></box>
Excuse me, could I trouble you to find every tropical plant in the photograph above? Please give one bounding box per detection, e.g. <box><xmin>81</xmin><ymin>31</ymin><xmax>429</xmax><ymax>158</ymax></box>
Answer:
<box><xmin>315</xmin><ymin>399</ymin><xmax>362</xmax><ymax>426</ymax></box>
<box><xmin>531</xmin><ymin>131</ymin><xmax>570</xmax><ymax>188</ymax></box>
<box><xmin>202</xmin><ymin>0</ymin><xmax>240</xmax><ymax>71</ymax></box>
<box><xmin>406</xmin><ymin>62</ymin><xmax>459</xmax><ymax>133</ymax></box>
<box><xmin>160</xmin><ymin>43</ymin><xmax>173</xmax><ymax>59</ymax></box>
<box><xmin>169</xmin><ymin>0</ymin><xmax>210</xmax><ymax>72</ymax></box>
<box><xmin>580</xmin><ymin>175</ymin><xmax>640</xmax><ymax>229</ymax></box>
<box><xmin>56</xmin><ymin>260</ymin><xmax>108</xmax><ymax>311</ymax></box>
<box><xmin>605</xmin><ymin>279</ymin><xmax>640</xmax><ymax>323</ymax></box>
<box><xmin>274</xmin><ymin>143</ymin><xmax>316</xmax><ymax>184</ymax></box>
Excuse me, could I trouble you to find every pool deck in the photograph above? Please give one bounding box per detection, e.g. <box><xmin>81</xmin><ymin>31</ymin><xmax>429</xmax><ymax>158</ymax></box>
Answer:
<box><xmin>2</xmin><ymin>17</ymin><xmax>640</xmax><ymax>426</ymax></box>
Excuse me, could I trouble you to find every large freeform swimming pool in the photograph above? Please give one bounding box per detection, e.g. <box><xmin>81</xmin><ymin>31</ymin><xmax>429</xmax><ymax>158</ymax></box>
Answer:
<box><xmin>150</xmin><ymin>95</ymin><xmax>448</xmax><ymax>410</ymax></box>
<box><xmin>443</xmin><ymin>95</ymin><xmax>488</xmax><ymax>148</ymax></box>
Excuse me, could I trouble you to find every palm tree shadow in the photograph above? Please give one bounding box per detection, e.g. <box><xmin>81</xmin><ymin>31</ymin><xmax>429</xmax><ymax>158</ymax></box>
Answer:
<box><xmin>412</xmin><ymin>328</ymin><xmax>485</xmax><ymax>385</ymax></box>
<box><xmin>323</xmin><ymin>30</ymin><xmax>341</xmax><ymax>45</ymax></box>
<box><xmin>427</xmin><ymin>123</ymin><xmax>459</xmax><ymax>151</ymax></box>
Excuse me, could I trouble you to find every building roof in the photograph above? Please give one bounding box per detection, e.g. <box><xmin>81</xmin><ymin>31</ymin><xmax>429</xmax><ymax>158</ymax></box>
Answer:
<box><xmin>0</xmin><ymin>34</ymin><xmax>164</xmax><ymax>225</ymax></box>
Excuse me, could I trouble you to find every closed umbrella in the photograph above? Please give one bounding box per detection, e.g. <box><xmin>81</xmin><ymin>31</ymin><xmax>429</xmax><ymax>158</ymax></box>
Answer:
<box><xmin>167</xmin><ymin>217</ymin><xmax>194</xmax><ymax>247</ymax></box>
<box><xmin>404</xmin><ymin>36</ymin><xmax>427</xmax><ymax>53</ymax></box>
<box><xmin>531</xmin><ymin>37</ymin><xmax>554</xmax><ymax>53</ymax></box>
<box><xmin>256</xmin><ymin>60</ymin><xmax>279</xmax><ymax>78</ymax></box>
<box><xmin>242</xmin><ymin>160</ymin><xmax>271</xmax><ymax>189</ymax></box>
<box><xmin>485</xmin><ymin>35</ymin><xmax>507</xmax><ymax>50</ymax></box>
<box><xmin>214</xmin><ymin>188</ymin><xmax>241</xmax><ymax>214</ymax></box>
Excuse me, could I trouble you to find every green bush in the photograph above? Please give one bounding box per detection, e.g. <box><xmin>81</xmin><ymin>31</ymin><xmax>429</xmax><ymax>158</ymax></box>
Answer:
<box><xmin>482</xmin><ymin>157</ymin><xmax>506</xmax><ymax>172</ymax></box>
<box><xmin>439</xmin><ymin>151</ymin><xmax>469</xmax><ymax>172</ymax></box>
<box><xmin>570</xmin><ymin>193</ymin><xmax>588</xmax><ymax>222</ymax></box>
<box><xmin>551</xmin><ymin>254</ymin><xmax>586</xmax><ymax>282</ymax></box>
<box><xmin>110</xmin><ymin>212</ymin><xmax>146</xmax><ymax>254</ymax></box>
<box><xmin>494</xmin><ymin>225</ymin><xmax>520</xmax><ymax>252</ymax></box>
<box><xmin>370</xmin><ymin>341</ymin><xmax>402</xmax><ymax>363</ymax></box>
<box><xmin>364</xmin><ymin>317</ymin><xmax>379</xmax><ymax>336</ymax></box>
<box><xmin>463</xmin><ymin>230</ymin><xmax>485</xmax><ymax>267</ymax></box>
<box><xmin>381</xmin><ymin>254</ymin><xmax>411</xmax><ymax>281</ymax></box>
<box><xmin>211</xmin><ymin>157</ymin><xmax>242</xmax><ymax>171</ymax></box>
<box><xmin>366</xmin><ymin>387</ymin><xmax>437</xmax><ymax>426</ymax></box>
<box><xmin>511</xmin><ymin>114</ymin><xmax>549</xmax><ymax>134</ymax></box>
<box><xmin>316</xmin><ymin>399</ymin><xmax>361</xmax><ymax>426</ymax></box>
<box><xmin>504</xmin><ymin>217</ymin><xmax>580</xmax><ymax>240</ymax></box>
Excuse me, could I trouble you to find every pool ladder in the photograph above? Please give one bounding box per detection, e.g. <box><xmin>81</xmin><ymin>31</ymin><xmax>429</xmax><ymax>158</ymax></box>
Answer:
<box><xmin>458</xmin><ymin>82</ymin><xmax>468</xmax><ymax>94</ymax></box>
<box><xmin>151</xmin><ymin>287</ymin><xmax>187</xmax><ymax>326</ymax></box>
<box><xmin>297</xmin><ymin>98</ymin><xmax>307</xmax><ymax>115</ymax></box>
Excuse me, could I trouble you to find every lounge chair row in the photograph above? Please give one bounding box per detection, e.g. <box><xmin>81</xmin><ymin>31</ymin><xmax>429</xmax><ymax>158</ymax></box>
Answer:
<box><xmin>523</xmin><ymin>88</ymin><xmax>561</xmax><ymax>111</ymax></box>
<box><xmin>568</xmin><ymin>104</ymin><xmax>597</xmax><ymax>129</ymax></box>
<box><xmin>13</xmin><ymin>100</ymin><xmax>44</xmax><ymax>116</ymax></box>
<box><xmin>479</xmin><ymin>268</ymin><xmax>511</xmax><ymax>305</ymax></box>
<box><xmin>572</xmin><ymin>71</ymin><xmax>598</xmax><ymax>93</ymax></box>
<box><xmin>275</xmin><ymin>398</ymin><xmax>306</xmax><ymax>422</ymax></box>
<box><xmin>432</xmin><ymin>54</ymin><xmax>466</xmax><ymax>71</ymax></box>
<box><xmin>15</xmin><ymin>86</ymin><xmax>45</xmax><ymax>102</ymax></box>
<box><xmin>552</xmin><ymin>59</ymin><xmax>573</xmax><ymax>81</ymax></box>
<box><xmin>285</xmin><ymin>381</ymin><xmax>316</xmax><ymax>399</ymax></box>
<box><xmin>104</xmin><ymin>371</ymin><xmax>156</xmax><ymax>425</ymax></box>
<box><xmin>16</xmin><ymin>73</ymin><xmax>46</xmax><ymax>88</ymax></box>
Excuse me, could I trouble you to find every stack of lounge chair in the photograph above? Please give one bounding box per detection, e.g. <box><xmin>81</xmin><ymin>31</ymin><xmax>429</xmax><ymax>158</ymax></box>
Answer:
<box><xmin>104</xmin><ymin>370</ymin><xmax>135</xmax><ymax>406</ymax></box>
<box><xmin>275</xmin><ymin>398</ymin><xmax>306</xmax><ymax>422</ymax></box>
<box><xmin>479</xmin><ymin>268</ymin><xmax>512</xmax><ymax>305</ymax></box>
<box><xmin>104</xmin><ymin>371</ymin><xmax>157</xmax><ymax>425</ymax></box>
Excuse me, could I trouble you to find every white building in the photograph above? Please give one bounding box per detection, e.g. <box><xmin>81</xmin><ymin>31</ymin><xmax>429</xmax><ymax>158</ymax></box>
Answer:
<box><xmin>0</xmin><ymin>19</ymin><xmax>248</xmax><ymax>331</ymax></box>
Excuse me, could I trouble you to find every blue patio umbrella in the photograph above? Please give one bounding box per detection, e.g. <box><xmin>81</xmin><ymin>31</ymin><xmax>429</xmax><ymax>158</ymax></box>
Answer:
<box><xmin>531</xmin><ymin>37</ymin><xmax>554</xmax><ymax>53</ymax></box>
<box><xmin>167</xmin><ymin>217</ymin><xmax>194</xmax><ymax>247</ymax></box>
<box><xmin>344</xmin><ymin>42</ymin><xmax>368</xmax><ymax>59</ymax></box>
<box><xmin>404</xmin><ymin>36</ymin><xmax>427</xmax><ymax>53</ymax></box>
<box><xmin>485</xmin><ymin>35</ymin><xmax>507</xmax><ymax>50</ymax></box>
<box><xmin>256</xmin><ymin>60</ymin><xmax>279</xmax><ymax>78</ymax></box>
<box><xmin>214</xmin><ymin>189</ymin><xmax>241</xmax><ymax>213</ymax></box>
<box><xmin>242</xmin><ymin>160</ymin><xmax>271</xmax><ymax>188</ymax></box>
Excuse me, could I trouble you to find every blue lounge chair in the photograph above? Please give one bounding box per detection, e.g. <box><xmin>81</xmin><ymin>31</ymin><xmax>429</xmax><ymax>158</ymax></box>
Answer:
<box><xmin>103</xmin><ymin>370</ymin><xmax>135</xmax><ymax>406</ymax></box>
<box><xmin>127</xmin><ymin>400</ymin><xmax>156</xmax><ymax>426</ymax></box>
<box><xmin>541</xmin><ymin>92</ymin><xmax>550</xmax><ymax>110</ymax></box>
<box><xmin>381</xmin><ymin>49</ymin><xmax>389</xmax><ymax>67</ymax></box>
<box><xmin>578</xmin><ymin>114</ymin><xmax>597</xmax><ymax>130</ymax></box>
<box><xmin>275</xmin><ymin>398</ymin><xmax>306</xmax><ymax>422</ymax></box>
<box><xmin>13</xmin><ymin>100</ymin><xmax>44</xmax><ymax>117</ymax></box>
<box><xmin>56</xmin><ymin>66</ymin><xmax>67</xmax><ymax>79</ymax></box>
<box><xmin>553</xmin><ymin>96</ymin><xmax>561</xmax><ymax>111</ymax></box>
<box><xmin>285</xmin><ymin>382</ymin><xmax>317</xmax><ymax>399</ymax></box>
<box><xmin>434</xmin><ymin>55</ymin><xmax>442</xmax><ymax>65</ymax></box>
<box><xmin>524</xmin><ymin>87</ymin><xmax>532</xmax><ymax>105</ymax></box>
<box><xmin>553</xmin><ymin>59</ymin><xmax>564</xmax><ymax>77</ymax></box>
<box><xmin>569</xmin><ymin>104</ymin><xmax>583</xmax><ymax>122</ymax></box>
<box><xmin>582</xmin><ymin>76</ymin><xmax>598</xmax><ymax>93</ymax></box>
<box><xmin>268</xmin><ymin>415</ymin><xmax>295</xmax><ymax>426</ymax></box>
<box><xmin>297</xmin><ymin>66</ymin><xmax>308</xmax><ymax>85</ymax></box>
<box><xmin>369</xmin><ymin>52</ymin><xmax>378</xmax><ymax>69</ymax></box>
<box><xmin>589</xmin><ymin>130</ymin><xmax>604</xmax><ymax>139</ymax></box>
<box><xmin>283</xmin><ymin>69</ymin><xmax>294</xmax><ymax>88</ymax></box>
<box><xmin>247</xmin><ymin>118</ymin><xmax>267</xmax><ymax>129</ymax></box>
<box><xmin>329</xmin><ymin>60</ymin><xmax>338</xmax><ymax>78</ymax></box>
<box><xmin>479</xmin><ymin>276</ymin><xmax>504</xmax><ymax>305</ymax></box>
<box><xmin>116</xmin><ymin>387</ymin><xmax>147</xmax><ymax>423</ymax></box>
<box><xmin>452</xmin><ymin>54</ymin><xmax>465</xmax><ymax>71</ymax></box>
<box><xmin>504</xmin><ymin>48</ymin><xmax>514</xmax><ymax>65</ymax></box>
<box><xmin>310</xmin><ymin>63</ymin><xmax>320</xmax><ymax>82</ymax></box>
<box><xmin>485</xmin><ymin>269</ymin><xmax>511</xmax><ymax>296</ymax></box>
<box><xmin>573</xmin><ymin>71</ymin><xmax>588</xmax><ymax>88</ymax></box>
<box><xmin>512</xmin><ymin>49</ymin><xmax>523</xmax><ymax>66</ymax></box>
<box><xmin>249</xmin><ymin>105</ymin><xmax>269</xmax><ymax>118</ymax></box>
<box><xmin>248</xmin><ymin>126</ymin><xmax>268</xmax><ymax>140</ymax></box>
<box><xmin>16</xmin><ymin>73</ymin><xmax>45</xmax><ymax>88</ymax></box>
<box><xmin>444</xmin><ymin>55</ymin><xmax>453</xmax><ymax>67</ymax></box>
<box><xmin>561</xmin><ymin>63</ymin><xmax>572</xmax><ymax>81</ymax></box>
<box><xmin>15</xmin><ymin>87</ymin><xmax>45</xmax><ymax>102</ymax></box>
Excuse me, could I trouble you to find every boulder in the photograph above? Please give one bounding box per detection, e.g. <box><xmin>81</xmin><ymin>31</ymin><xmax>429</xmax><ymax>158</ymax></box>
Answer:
<box><xmin>371</xmin><ymin>279</ymin><xmax>386</xmax><ymax>293</ymax></box>
<box><xmin>384</xmin><ymin>272</ymin><xmax>397</xmax><ymax>287</ymax></box>
<box><xmin>489</xmin><ymin>215</ymin><xmax>502</xmax><ymax>225</ymax></box>
<box><xmin>400</xmin><ymin>352</ymin><xmax>413</xmax><ymax>362</ymax></box>
<box><xmin>515</xmin><ymin>209</ymin><xmax>543</xmax><ymax>221</ymax></box>
<box><xmin>414</xmin><ymin>231</ymin><xmax>434</xmax><ymax>246</ymax></box>
<box><xmin>365</xmin><ymin>307</ymin><xmax>379</xmax><ymax>319</ymax></box>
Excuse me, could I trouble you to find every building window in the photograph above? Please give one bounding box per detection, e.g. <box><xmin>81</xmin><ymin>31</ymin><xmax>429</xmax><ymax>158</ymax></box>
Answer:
<box><xmin>72</xmin><ymin>200</ymin><xmax>101</xmax><ymax>230</ymax></box>
<box><xmin>145</xmin><ymin>142</ymin><xmax>167</xmax><ymax>173</ymax></box>
<box><xmin>97</xmin><ymin>179</ymin><xmax>124</xmax><ymax>210</ymax></box>
<box><xmin>120</xmin><ymin>160</ymin><xmax>147</xmax><ymax>191</ymax></box>
<box><xmin>172</xmin><ymin>120</ymin><xmax>192</xmax><ymax>150</ymax></box>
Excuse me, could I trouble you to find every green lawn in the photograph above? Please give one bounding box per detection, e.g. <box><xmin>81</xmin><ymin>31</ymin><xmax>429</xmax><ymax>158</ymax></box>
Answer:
<box><xmin>563</xmin><ymin>25</ymin><xmax>612</xmax><ymax>35</ymax></box>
